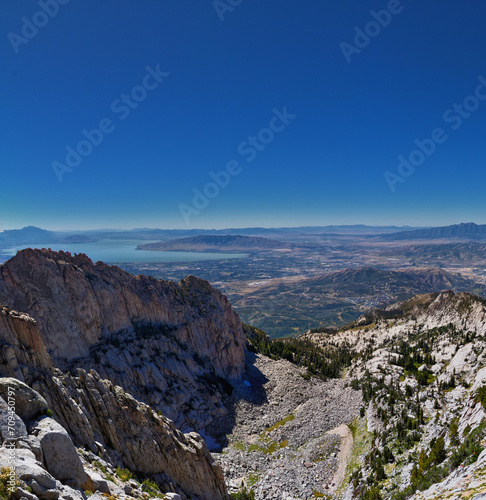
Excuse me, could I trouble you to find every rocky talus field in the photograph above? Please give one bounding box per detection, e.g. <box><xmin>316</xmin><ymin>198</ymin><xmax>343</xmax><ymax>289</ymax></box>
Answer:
<box><xmin>1</xmin><ymin>249</ymin><xmax>486</xmax><ymax>499</ymax></box>
<box><xmin>213</xmin><ymin>353</ymin><xmax>361</xmax><ymax>499</ymax></box>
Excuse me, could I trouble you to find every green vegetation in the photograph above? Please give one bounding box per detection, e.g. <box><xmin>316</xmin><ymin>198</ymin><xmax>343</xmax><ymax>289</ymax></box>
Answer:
<box><xmin>449</xmin><ymin>421</ymin><xmax>486</xmax><ymax>469</ymax></box>
<box><xmin>230</xmin><ymin>415</ymin><xmax>290</xmax><ymax>456</ymax></box>
<box><xmin>231</xmin><ymin>441</ymin><xmax>247</xmax><ymax>452</ymax></box>
<box><xmin>231</xmin><ymin>485</ymin><xmax>255</xmax><ymax>499</ymax></box>
<box><xmin>449</xmin><ymin>417</ymin><xmax>459</xmax><ymax>446</ymax></box>
<box><xmin>475</xmin><ymin>385</ymin><xmax>486</xmax><ymax>409</ymax></box>
<box><xmin>93</xmin><ymin>461</ymin><xmax>114</xmax><ymax>482</ymax></box>
<box><xmin>391</xmin><ymin>339</ymin><xmax>435</xmax><ymax>386</ymax></box>
<box><xmin>93</xmin><ymin>461</ymin><xmax>107</xmax><ymax>473</ymax></box>
<box><xmin>261</xmin><ymin>414</ymin><xmax>294</xmax><ymax>435</ymax></box>
<box><xmin>141</xmin><ymin>478</ymin><xmax>161</xmax><ymax>497</ymax></box>
<box><xmin>115</xmin><ymin>467</ymin><xmax>133</xmax><ymax>482</ymax></box>
<box><xmin>248</xmin><ymin>439</ymin><xmax>289</xmax><ymax>454</ymax></box>
<box><xmin>0</xmin><ymin>468</ymin><xmax>24</xmax><ymax>500</ymax></box>
<box><xmin>244</xmin><ymin>324</ymin><xmax>353</xmax><ymax>379</ymax></box>
<box><xmin>246</xmin><ymin>474</ymin><xmax>260</xmax><ymax>488</ymax></box>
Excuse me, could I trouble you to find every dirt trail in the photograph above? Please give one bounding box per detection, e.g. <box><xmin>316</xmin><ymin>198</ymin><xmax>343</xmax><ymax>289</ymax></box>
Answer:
<box><xmin>327</xmin><ymin>423</ymin><xmax>353</xmax><ymax>493</ymax></box>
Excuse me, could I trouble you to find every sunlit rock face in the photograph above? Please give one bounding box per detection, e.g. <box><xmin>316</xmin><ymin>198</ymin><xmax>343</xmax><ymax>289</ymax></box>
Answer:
<box><xmin>0</xmin><ymin>248</ymin><xmax>247</xmax><ymax>499</ymax></box>
<box><xmin>0</xmin><ymin>248</ymin><xmax>245</xmax><ymax>378</ymax></box>
<box><xmin>0</xmin><ymin>248</ymin><xmax>246</xmax><ymax>428</ymax></box>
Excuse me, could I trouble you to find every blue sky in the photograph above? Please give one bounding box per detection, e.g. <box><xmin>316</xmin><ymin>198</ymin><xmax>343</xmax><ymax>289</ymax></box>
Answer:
<box><xmin>1</xmin><ymin>0</ymin><xmax>486</xmax><ymax>230</ymax></box>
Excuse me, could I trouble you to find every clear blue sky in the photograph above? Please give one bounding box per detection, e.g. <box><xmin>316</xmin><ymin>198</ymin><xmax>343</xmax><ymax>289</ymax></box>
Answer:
<box><xmin>1</xmin><ymin>0</ymin><xmax>486</xmax><ymax>230</ymax></box>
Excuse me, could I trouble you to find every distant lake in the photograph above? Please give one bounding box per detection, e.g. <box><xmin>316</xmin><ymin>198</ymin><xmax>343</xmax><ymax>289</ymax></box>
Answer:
<box><xmin>0</xmin><ymin>239</ymin><xmax>248</xmax><ymax>264</ymax></box>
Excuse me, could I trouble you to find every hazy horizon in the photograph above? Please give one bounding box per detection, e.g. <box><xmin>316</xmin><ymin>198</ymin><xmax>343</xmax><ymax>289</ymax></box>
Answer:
<box><xmin>0</xmin><ymin>221</ymin><xmax>460</xmax><ymax>233</ymax></box>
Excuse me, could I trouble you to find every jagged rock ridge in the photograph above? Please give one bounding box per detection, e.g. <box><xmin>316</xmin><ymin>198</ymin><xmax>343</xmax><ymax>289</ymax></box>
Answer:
<box><xmin>0</xmin><ymin>248</ymin><xmax>245</xmax><ymax>429</ymax></box>
<box><xmin>0</xmin><ymin>248</ymin><xmax>249</xmax><ymax>499</ymax></box>
<box><xmin>0</xmin><ymin>248</ymin><xmax>245</xmax><ymax>375</ymax></box>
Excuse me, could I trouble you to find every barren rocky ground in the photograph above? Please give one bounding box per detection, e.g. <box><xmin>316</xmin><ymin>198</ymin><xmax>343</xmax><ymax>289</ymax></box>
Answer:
<box><xmin>212</xmin><ymin>353</ymin><xmax>362</xmax><ymax>499</ymax></box>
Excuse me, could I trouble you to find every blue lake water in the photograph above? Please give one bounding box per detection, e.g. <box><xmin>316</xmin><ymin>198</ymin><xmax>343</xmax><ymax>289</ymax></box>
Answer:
<box><xmin>0</xmin><ymin>240</ymin><xmax>248</xmax><ymax>264</ymax></box>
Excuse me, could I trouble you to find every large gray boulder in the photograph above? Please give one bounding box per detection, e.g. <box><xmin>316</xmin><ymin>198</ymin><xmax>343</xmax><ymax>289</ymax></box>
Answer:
<box><xmin>0</xmin><ymin>395</ymin><xmax>27</xmax><ymax>442</ymax></box>
<box><xmin>30</xmin><ymin>417</ymin><xmax>87</xmax><ymax>488</ymax></box>
<box><xmin>0</xmin><ymin>377</ymin><xmax>48</xmax><ymax>421</ymax></box>
<box><xmin>0</xmin><ymin>448</ymin><xmax>56</xmax><ymax>490</ymax></box>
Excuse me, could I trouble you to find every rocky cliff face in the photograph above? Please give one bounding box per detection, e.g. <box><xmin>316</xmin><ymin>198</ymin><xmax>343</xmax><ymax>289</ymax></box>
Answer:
<box><xmin>0</xmin><ymin>249</ymin><xmax>245</xmax><ymax>378</ymax></box>
<box><xmin>0</xmin><ymin>248</ymin><xmax>246</xmax><ymax>429</ymax></box>
<box><xmin>0</xmin><ymin>306</ymin><xmax>52</xmax><ymax>381</ymax></box>
<box><xmin>35</xmin><ymin>370</ymin><xmax>228</xmax><ymax>499</ymax></box>
<box><xmin>0</xmin><ymin>248</ymin><xmax>247</xmax><ymax>499</ymax></box>
<box><xmin>0</xmin><ymin>376</ymin><xmax>229</xmax><ymax>500</ymax></box>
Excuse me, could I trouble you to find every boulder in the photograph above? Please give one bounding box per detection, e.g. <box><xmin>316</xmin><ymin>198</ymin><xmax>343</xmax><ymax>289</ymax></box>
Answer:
<box><xmin>0</xmin><ymin>448</ymin><xmax>56</xmax><ymax>490</ymax></box>
<box><xmin>38</xmin><ymin>489</ymin><xmax>60</xmax><ymax>500</ymax></box>
<box><xmin>106</xmin><ymin>479</ymin><xmax>123</xmax><ymax>496</ymax></box>
<box><xmin>16</xmin><ymin>435</ymin><xmax>44</xmax><ymax>462</ymax></box>
<box><xmin>30</xmin><ymin>417</ymin><xmax>87</xmax><ymax>488</ymax></box>
<box><xmin>56</xmin><ymin>483</ymin><xmax>85</xmax><ymax>500</ymax></box>
<box><xmin>12</xmin><ymin>487</ymin><xmax>37</xmax><ymax>500</ymax></box>
<box><xmin>0</xmin><ymin>378</ymin><xmax>48</xmax><ymax>421</ymax></box>
<box><xmin>447</xmin><ymin>342</ymin><xmax>475</xmax><ymax>374</ymax></box>
<box><xmin>81</xmin><ymin>470</ymin><xmax>110</xmax><ymax>494</ymax></box>
<box><xmin>0</xmin><ymin>395</ymin><xmax>27</xmax><ymax>443</ymax></box>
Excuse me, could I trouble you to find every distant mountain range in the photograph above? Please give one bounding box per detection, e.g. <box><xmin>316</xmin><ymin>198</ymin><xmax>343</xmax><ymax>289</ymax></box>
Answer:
<box><xmin>0</xmin><ymin>224</ymin><xmax>422</xmax><ymax>248</ymax></box>
<box><xmin>379</xmin><ymin>222</ymin><xmax>486</xmax><ymax>241</ymax></box>
<box><xmin>0</xmin><ymin>226</ymin><xmax>59</xmax><ymax>245</ymax></box>
<box><xmin>137</xmin><ymin>235</ymin><xmax>292</xmax><ymax>252</ymax></box>
<box><xmin>3</xmin><ymin>223</ymin><xmax>486</xmax><ymax>251</ymax></box>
